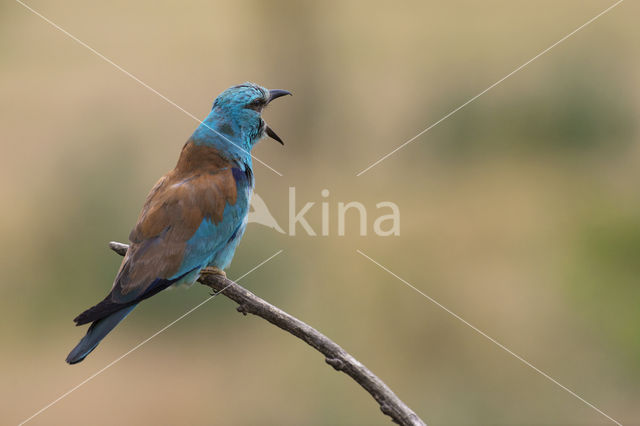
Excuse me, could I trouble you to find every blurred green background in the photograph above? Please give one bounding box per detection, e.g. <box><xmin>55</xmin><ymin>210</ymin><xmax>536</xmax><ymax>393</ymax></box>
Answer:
<box><xmin>2</xmin><ymin>0</ymin><xmax>639</xmax><ymax>424</ymax></box>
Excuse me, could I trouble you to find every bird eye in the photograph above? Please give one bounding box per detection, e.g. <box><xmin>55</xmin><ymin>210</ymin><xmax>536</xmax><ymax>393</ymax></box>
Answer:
<box><xmin>246</xmin><ymin>99</ymin><xmax>264</xmax><ymax>111</ymax></box>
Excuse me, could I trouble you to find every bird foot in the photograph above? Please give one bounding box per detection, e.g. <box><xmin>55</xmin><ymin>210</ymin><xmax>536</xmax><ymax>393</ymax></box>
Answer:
<box><xmin>200</xmin><ymin>266</ymin><xmax>227</xmax><ymax>278</ymax></box>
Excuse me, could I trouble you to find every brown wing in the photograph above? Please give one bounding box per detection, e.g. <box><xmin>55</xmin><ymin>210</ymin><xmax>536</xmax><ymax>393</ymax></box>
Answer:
<box><xmin>110</xmin><ymin>166</ymin><xmax>238</xmax><ymax>303</ymax></box>
<box><xmin>72</xmin><ymin>142</ymin><xmax>245</xmax><ymax>326</ymax></box>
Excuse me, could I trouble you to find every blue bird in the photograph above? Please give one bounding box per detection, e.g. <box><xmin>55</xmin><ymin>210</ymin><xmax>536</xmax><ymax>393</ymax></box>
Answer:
<box><xmin>66</xmin><ymin>83</ymin><xmax>291</xmax><ymax>364</ymax></box>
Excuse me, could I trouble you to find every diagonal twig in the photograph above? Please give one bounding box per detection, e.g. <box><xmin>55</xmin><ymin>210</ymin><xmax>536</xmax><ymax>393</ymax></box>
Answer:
<box><xmin>109</xmin><ymin>241</ymin><xmax>426</xmax><ymax>426</ymax></box>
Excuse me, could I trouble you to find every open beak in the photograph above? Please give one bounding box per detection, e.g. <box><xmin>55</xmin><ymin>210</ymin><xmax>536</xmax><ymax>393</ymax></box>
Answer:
<box><xmin>264</xmin><ymin>89</ymin><xmax>292</xmax><ymax>145</ymax></box>
<box><xmin>265</xmin><ymin>125</ymin><xmax>284</xmax><ymax>145</ymax></box>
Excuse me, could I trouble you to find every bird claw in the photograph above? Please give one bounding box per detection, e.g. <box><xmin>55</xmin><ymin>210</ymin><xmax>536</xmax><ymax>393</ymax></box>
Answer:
<box><xmin>200</xmin><ymin>266</ymin><xmax>227</xmax><ymax>278</ymax></box>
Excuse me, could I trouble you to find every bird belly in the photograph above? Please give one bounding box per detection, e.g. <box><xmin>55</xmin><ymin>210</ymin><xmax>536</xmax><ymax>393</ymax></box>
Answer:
<box><xmin>176</xmin><ymin>187</ymin><xmax>251</xmax><ymax>280</ymax></box>
<box><xmin>208</xmin><ymin>218</ymin><xmax>248</xmax><ymax>269</ymax></box>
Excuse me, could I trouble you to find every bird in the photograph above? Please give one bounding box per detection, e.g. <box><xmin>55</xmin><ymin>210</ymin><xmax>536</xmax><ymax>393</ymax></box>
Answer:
<box><xmin>66</xmin><ymin>82</ymin><xmax>291</xmax><ymax>364</ymax></box>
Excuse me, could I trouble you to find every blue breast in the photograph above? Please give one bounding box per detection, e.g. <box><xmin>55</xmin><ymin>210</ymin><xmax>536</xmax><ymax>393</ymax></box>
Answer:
<box><xmin>232</xmin><ymin>165</ymin><xmax>254</xmax><ymax>190</ymax></box>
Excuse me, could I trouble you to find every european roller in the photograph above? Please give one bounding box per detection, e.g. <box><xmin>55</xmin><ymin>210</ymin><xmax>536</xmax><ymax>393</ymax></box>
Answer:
<box><xmin>66</xmin><ymin>83</ymin><xmax>291</xmax><ymax>364</ymax></box>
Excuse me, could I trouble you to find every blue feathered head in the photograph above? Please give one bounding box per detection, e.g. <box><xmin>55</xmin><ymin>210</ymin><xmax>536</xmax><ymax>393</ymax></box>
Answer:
<box><xmin>210</xmin><ymin>82</ymin><xmax>291</xmax><ymax>146</ymax></box>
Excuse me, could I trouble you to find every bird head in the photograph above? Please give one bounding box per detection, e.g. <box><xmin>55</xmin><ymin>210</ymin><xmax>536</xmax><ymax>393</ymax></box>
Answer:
<box><xmin>201</xmin><ymin>83</ymin><xmax>291</xmax><ymax>152</ymax></box>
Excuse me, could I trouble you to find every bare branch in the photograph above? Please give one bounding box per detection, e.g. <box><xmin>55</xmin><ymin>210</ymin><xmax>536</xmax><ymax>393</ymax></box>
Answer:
<box><xmin>109</xmin><ymin>241</ymin><xmax>426</xmax><ymax>426</ymax></box>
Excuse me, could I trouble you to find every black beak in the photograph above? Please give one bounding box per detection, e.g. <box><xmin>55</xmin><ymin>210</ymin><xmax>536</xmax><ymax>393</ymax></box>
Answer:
<box><xmin>265</xmin><ymin>125</ymin><xmax>284</xmax><ymax>145</ymax></box>
<box><xmin>268</xmin><ymin>89</ymin><xmax>292</xmax><ymax>103</ymax></box>
<box><xmin>265</xmin><ymin>89</ymin><xmax>291</xmax><ymax>145</ymax></box>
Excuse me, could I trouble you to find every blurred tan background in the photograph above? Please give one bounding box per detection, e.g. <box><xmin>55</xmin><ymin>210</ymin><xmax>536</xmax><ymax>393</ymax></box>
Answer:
<box><xmin>1</xmin><ymin>0</ymin><xmax>639</xmax><ymax>424</ymax></box>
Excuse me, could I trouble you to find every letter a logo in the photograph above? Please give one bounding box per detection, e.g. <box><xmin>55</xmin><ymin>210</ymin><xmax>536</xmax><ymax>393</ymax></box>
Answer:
<box><xmin>247</xmin><ymin>193</ymin><xmax>285</xmax><ymax>234</ymax></box>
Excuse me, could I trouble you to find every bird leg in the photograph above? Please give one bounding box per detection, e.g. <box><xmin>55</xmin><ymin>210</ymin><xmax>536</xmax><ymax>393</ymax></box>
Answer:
<box><xmin>200</xmin><ymin>266</ymin><xmax>227</xmax><ymax>278</ymax></box>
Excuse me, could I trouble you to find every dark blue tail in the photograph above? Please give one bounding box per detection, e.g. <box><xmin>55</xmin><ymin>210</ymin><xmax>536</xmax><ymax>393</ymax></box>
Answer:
<box><xmin>65</xmin><ymin>304</ymin><xmax>137</xmax><ymax>364</ymax></box>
